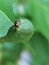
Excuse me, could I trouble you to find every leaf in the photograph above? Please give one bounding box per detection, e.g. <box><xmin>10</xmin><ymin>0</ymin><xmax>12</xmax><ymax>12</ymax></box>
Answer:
<box><xmin>30</xmin><ymin>33</ymin><xmax>49</xmax><ymax>65</ymax></box>
<box><xmin>0</xmin><ymin>0</ymin><xmax>16</xmax><ymax>22</ymax></box>
<box><xmin>0</xmin><ymin>10</ymin><xmax>13</xmax><ymax>38</ymax></box>
<box><xmin>29</xmin><ymin>0</ymin><xmax>49</xmax><ymax>41</ymax></box>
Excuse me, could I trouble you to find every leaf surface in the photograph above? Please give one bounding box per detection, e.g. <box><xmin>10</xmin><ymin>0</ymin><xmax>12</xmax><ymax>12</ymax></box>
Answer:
<box><xmin>0</xmin><ymin>10</ymin><xmax>13</xmax><ymax>38</ymax></box>
<box><xmin>29</xmin><ymin>0</ymin><xmax>49</xmax><ymax>41</ymax></box>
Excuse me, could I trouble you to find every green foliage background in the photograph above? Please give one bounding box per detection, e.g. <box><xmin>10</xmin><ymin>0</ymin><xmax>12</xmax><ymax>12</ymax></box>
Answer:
<box><xmin>0</xmin><ymin>0</ymin><xmax>49</xmax><ymax>65</ymax></box>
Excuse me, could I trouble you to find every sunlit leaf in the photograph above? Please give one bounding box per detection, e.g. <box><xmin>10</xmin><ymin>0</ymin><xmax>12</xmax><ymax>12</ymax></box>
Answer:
<box><xmin>29</xmin><ymin>0</ymin><xmax>49</xmax><ymax>41</ymax></box>
<box><xmin>0</xmin><ymin>10</ymin><xmax>13</xmax><ymax>38</ymax></box>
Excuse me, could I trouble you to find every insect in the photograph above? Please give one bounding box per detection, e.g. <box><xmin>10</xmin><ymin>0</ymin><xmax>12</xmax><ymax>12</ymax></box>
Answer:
<box><xmin>9</xmin><ymin>18</ymin><xmax>34</xmax><ymax>42</ymax></box>
<box><xmin>10</xmin><ymin>20</ymin><xmax>19</xmax><ymax>31</ymax></box>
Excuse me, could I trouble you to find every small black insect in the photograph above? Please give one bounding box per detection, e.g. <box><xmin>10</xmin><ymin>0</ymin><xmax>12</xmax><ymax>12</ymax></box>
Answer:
<box><xmin>10</xmin><ymin>21</ymin><xmax>19</xmax><ymax>31</ymax></box>
<box><xmin>14</xmin><ymin>21</ymin><xmax>19</xmax><ymax>29</ymax></box>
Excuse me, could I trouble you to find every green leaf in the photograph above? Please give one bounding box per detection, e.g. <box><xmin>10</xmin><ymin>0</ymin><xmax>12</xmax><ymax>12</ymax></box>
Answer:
<box><xmin>0</xmin><ymin>10</ymin><xmax>13</xmax><ymax>38</ymax></box>
<box><xmin>30</xmin><ymin>33</ymin><xmax>49</xmax><ymax>65</ymax></box>
<box><xmin>0</xmin><ymin>0</ymin><xmax>17</xmax><ymax>22</ymax></box>
<box><xmin>29</xmin><ymin>0</ymin><xmax>49</xmax><ymax>41</ymax></box>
